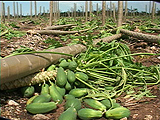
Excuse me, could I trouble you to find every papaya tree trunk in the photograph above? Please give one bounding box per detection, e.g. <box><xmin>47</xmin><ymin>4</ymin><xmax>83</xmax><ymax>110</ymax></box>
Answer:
<box><xmin>120</xmin><ymin>29</ymin><xmax>160</xmax><ymax>44</ymax></box>
<box><xmin>0</xmin><ymin>34</ymin><xmax>122</xmax><ymax>87</ymax></box>
<box><xmin>29</xmin><ymin>26</ymin><xmax>98</xmax><ymax>35</ymax></box>
<box><xmin>1</xmin><ymin>44</ymin><xmax>86</xmax><ymax>85</ymax></box>
<box><xmin>43</xmin><ymin>24</ymin><xmax>76</xmax><ymax>30</ymax></box>
<box><xmin>117</xmin><ymin>1</ymin><xmax>123</xmax><ymax>27</ymax></box>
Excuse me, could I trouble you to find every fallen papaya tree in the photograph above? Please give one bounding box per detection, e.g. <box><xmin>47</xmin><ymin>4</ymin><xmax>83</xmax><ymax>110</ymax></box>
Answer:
<box><xmin>146</xmin><ymin>28</ymin><xmax>160</xmax><ymax>31</ymax></box>
<box><xmin>43</xmin><ymin>24</ymin><xmax>76</xmax><ymax>30</ymax></box>
<box><xmin>27</xmin><ymin>26</ymin><xmax>98</xmax><ymax>35</ymax></box>
<box><xmin>0</xmin><ymin>34</ymin><xmax>122</xmax><ymax>88</ymax></box>
<box><xmin>120</xmin><ymin>29</ymin><xmax>160</xmax><ymax>44</ymax></box>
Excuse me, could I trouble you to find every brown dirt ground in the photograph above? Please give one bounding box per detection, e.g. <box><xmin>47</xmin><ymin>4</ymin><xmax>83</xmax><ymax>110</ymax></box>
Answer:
<box><xmin>0</xmin><ymin>20</ymin><xmax>160</xmax><ymax>120</ymax></box>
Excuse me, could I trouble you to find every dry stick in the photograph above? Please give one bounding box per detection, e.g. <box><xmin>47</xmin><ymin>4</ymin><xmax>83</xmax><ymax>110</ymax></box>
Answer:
<box><xmin>0</xmin><ymin>34</ymin><xmax>122</xmax><ymax>89</ymax></box>
<box><xmin>43</xmin><ymin>24</ymin><xmax>76</xmax><ymax>30</ymax></box>
<box><xmin>120</xmin><ymin>29</ymin><xmax>160</xmax><ymax>44</ymax></box>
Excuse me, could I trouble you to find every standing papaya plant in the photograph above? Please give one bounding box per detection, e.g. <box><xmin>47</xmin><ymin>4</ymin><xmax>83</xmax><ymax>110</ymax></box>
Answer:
<box><xmin>85</xmin><ymin>1</ymin><xmax>88</xmax><ymax>22</ymax></box>
<box><xmin>1</xmin><ymin>2</ymin><xmax>5</xmax><ymax>23</ymax></box>
<box><xmin>13</xmin><ymin>1</ymin><xmax>16</xmax><ymax>18</ymax></box>
<box><xmin>117</xmin><ymin>1</ymin><xmax>123</xmax><ymax>27</ymax></box>
<box><xmin>151</xmin><ymin>1</ymin><xmax>155</xmax><ymax>22</ymax></box>
<box><xmin>34</xmin><ymin>1</ymin><xmax>37</xmax><ymax>18</ymax></box>
<box><xmin>30</xmin><ymin>1</ymin><xmax>32</xmax><ymax>19</ymax></box>
<box><xmin>102</xmin><ymin>1</ymin><xmax>106</xmax><ymax>26</ymax></box>
<box><xmin>123</xmin><ymin>1</ymin><xmax>128</xmax><ymax>22</ymax></box>
<box><xmin>49</xmin><ymin>1</ymin><xmax>53</xmax><ymax>26</ymax></box>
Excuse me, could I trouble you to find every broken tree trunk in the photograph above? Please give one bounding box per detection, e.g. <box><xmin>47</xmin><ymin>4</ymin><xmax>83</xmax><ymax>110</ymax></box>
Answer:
<box><xmin>43</xmin><ymin>24</ymin><xmax>76</xmax><ymax>30</ymax></box>
<box><xmin>0</xmin><ymin>34</ymin><xmax>122</xmax><ymax>89</ymax></box>
<box><xmin>120</xmin><ymin>29</ymin><xmax>160</xmax><ymax>44</ymax></box>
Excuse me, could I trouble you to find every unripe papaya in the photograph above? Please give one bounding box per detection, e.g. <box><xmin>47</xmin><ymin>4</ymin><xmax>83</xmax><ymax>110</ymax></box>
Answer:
<box><xmin>56</xmin><ymin>67</ymin><xmax>67</xmax><ymax>87</ymax></box>
<box><xmin>105</xmin><ymin>107</ymin><xmax>131</xmax><ymax>119</ymax></box>
<box><xmin>78</xmin><ymin>108</ymin><xmax>103</xmax><ymax>120</ymax></box>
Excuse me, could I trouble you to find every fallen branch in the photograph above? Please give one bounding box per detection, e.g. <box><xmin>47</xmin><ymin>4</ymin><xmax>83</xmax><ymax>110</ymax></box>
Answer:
<box><xmin>43</xmin><ymin>24</ymin><xmax>76</xmax><ymax>30</ymax></box>
<box><xmin>120</xmin><ymin>29</ymin><xmax>160</xmax><ymax>44</ymax></box>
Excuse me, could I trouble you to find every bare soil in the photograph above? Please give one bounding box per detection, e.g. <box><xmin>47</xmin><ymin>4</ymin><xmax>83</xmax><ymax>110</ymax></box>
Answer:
<box><xmin>0</xmin><ymin>20</ymin><xmax>160</xmax><ymax>120</ymax></box>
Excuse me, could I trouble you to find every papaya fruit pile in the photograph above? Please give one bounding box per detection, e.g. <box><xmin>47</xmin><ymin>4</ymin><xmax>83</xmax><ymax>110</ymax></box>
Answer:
<box><xmin>20</xmin><ymin>58</ymin><xmax>131</xmax><ymax>120</ymax></box>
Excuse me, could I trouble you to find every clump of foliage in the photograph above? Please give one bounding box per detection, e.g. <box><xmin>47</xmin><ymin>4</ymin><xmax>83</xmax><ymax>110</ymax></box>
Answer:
<box><xmin>0</xmin><ymin>23</ymin><xmax>26</xmax><ymax>40</ymax></box>
<box><xmin>43</xmin><ymin>37</ymin><xmax>63</xmax><ymax>49</ymax></box>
